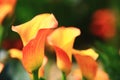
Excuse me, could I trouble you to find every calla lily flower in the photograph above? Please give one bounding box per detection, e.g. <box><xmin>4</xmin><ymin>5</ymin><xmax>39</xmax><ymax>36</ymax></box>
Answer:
<box><xmin>73</xmin><ymin>49</ymin><xmax>98</xmax><ymax>80</ymax></box>
<box><xmin>22</xmin><ymin>29</ymin><xmax>52</xmax><ymax>72</ymax></box>
<box><xmin>48</xmin><ymin>27</ymin><xmax>80</xmax><ymax>61</ymax></box>
<box><xmin>10</xmin><ymin>29</ymin><xmax>52</xmax><ymax>73</ymax></box>
<box><xmin>12</xmin><ymin>13</ymin><xmax>58</xmax><ymax>46</ymax></box>
<box><xmin>47</xmin><ymin>27</ymin><xmax>80</xmax><ymax>75</ymax></box>
<box><xmin>0</xmin><ymin>0</ymin><xmax>16</xmax><ymax>24</ymax></box>
<box><xmin>0</xmin><ymin>62</ymin><xmax>4</xmax><ymax>73</ymax></box>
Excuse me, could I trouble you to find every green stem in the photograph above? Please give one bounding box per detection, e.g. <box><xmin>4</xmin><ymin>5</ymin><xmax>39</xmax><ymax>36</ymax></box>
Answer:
<box><xmin>39</xmin><ymin>77</ymin><xmax>45</xmax><ymax>80</ymax></box>
<box><xmin>33</xmin><ymin>69</ymin><xmax>39</xmax><ymax>80</ymax></box>
<box><xmin>83</xmin><ymin>76</ymin><xmax>88</xmax><ymax>80</ymax></box>
<box><xmin>62</xmin><ymin>72</ymin><xmax>66</xmax><ymax>80</ymax></box>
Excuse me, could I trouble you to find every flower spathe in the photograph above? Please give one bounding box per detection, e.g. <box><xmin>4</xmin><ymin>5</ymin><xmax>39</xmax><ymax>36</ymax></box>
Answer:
<box><xmin>22</xmin><ymin>29</ymin><xmax>52</xmax><ymax>72</ymax></box>
<box><xmin>47</xmin><ymin>27</ymin><xmax>80</xmax><ymax>61</ymax></box>
<box><xmin>12</xmin><ymin>13</ymin><xmax>58</xmax><ymax>46</ymax></box>
<box><xmin>0</xmin><ymin>0</ymin><xmax>16</xmax><ymax>24</ymax></box>
<box><xmin>53</xmin><ymin>46</ymin><xmax>72</xmax><ymax>75</ymax></box>
<box><xmin>74</xmin><ymin>53</ymin><xmax>98</xmax><ymax>80</ymax></box>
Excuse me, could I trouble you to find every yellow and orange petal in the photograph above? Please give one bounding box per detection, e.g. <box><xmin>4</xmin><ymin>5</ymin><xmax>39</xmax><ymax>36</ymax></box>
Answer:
<box><xmin>94</xmin><ymin>68</ymin><xmax>109</xmax><ymax>80</ymax></box>
<box><xmin>74</xmin><ymin>54</ymin><xmax>98</xmax><ymax>80</ymax></box>
<box><xmin>72</xmin><ymin>48</ymin><xmax>99</xmax><ymax>60</ymax></box>
<box><xmin>47</xmin><ymin>27</ymin><xmax>80</xmax><ymax>61</ymax></box>
<box><xmin>22</xmin><ymin>29</ymin><xmax>52</xmax><ymax>73</ymax></box>
<box><xmin>8</xmin><ymin>48</ymin><xmax>22</xmax><ymax>61</ymax></box>
<box><xmin>0</xmin><ymin>62</ymin><xmax>4</xmax><ymax>73</ymax></box>
<box><xmin>0</xmin><ymin>0</ymin><xmax>16</xmax><ymax>24</ymax></box>
<box><xmin>53</xmin><ymin>46</ymin><xmax>72</xmax><ymax>75</ymax></box>
<box><xmin>12</xmin><ymin>13</ymin><xmax>58</xmax><ymax>46</ymax></box>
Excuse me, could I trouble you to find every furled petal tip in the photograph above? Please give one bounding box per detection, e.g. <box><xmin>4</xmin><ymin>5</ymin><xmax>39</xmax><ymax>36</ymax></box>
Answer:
<box><xmin>74</xmin><ymin>54</ymin><xmax>98</xmax><ymax>80</ymax></box>
<box><xmin>53</xmin><ymin>46</ymin><xmax>72</xmax><ymax>75</ymax></box>
<box><xmin>12</xmin><ymin>13</ymin><xmax>58</xmax><ymax>46</ymax></box>
<box><xmin>72</xmin><ymin>48</ymin><xmax>99</xmax><ymax>60</ymax></box>
<box><xmin>22</xmin><ymin>29</ymin><xmax>51</xmax><ymax>73</ymax></box>
<box><xmin>47</xmin><ymin>27</ymin><xmax>81</xmax><ymax>60</ymax></box>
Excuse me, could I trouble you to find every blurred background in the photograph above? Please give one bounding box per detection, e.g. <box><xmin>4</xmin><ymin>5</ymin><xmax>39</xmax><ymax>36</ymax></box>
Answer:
<box><xmin>0</xmin><ymin>0</ymin><xmax>120</xmax><ymax>80</ymax></box>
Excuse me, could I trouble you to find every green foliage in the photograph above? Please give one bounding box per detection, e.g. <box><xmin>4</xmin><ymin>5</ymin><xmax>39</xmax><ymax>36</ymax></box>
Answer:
<box><xmin>94</xmin><ymin>41</ymin><xmax>120</xmax><ymax>80</ymax></box>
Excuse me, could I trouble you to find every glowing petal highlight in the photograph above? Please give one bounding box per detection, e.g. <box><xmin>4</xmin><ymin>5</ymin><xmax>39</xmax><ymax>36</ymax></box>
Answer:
<box><xmin>48</xmin><ymin>27</ymin><xmax>80</xmax><ymax>61</ymax></box>
<box><xmin>0</xmin><ymin>62</ymin><xmax>4</xmax><ymax>73</ymax></box>
<box><xmin>12</xmin><ymin>13</ymin><xmax>58</xmax><ymax>45</ymax></box>
<box><xmin>54</xmin><ymin>46</ymin><xmax>72</xmax><ymax>75</ymax></box>
<box><xmin>8</xmin><ymin>48</ymin><xmax>22</xmax><ymax>61</ymax></box>
<box><xmin>72</xmin><ymin>48</ymin><xmax>99</xmax><ymax>60</ymax></box>
<box><xmin>74</xmin><ymin>54</ymin><xmax>98</xmax><ymax>80</ymax></box>
<box><xmin>22</xmin><ymin>29</ymin><xmax>52</xmax><ymax>72</ymax></box>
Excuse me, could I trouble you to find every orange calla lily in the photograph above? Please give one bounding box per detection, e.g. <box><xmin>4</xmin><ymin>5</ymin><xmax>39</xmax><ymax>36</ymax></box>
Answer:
<box><xmin>0</xmin><ymin>0</ymin><xmax>16</xmax><ymax>24</ymax></box>
<box><xmin>74</xmin><ymin>53</ymin><xmax>98</xmax><ymax>80</ymax></box>
<box><xmin>22</xmin><ymin>29</ymin><xmax>52</xmax><ymax>72</ymax></box>
<box><xmin>12</xmin><ymin>13</ymin><xmax>58</xmax><ymax>46</ymax></box>
<box><xmin>47</xmin><ymin>27</ymin><xmax>80</xmax><ymax>75</ymax></box>
<box><xmin>47</xmin><ymin>27</ymin><xmax>80</xmax><ymax>61</ymax></box>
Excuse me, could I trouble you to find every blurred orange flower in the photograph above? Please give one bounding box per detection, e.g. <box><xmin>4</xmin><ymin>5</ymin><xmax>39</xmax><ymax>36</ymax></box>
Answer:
<box><xmin>47</xmin><ymin>27</ymin><xmax>80</xmax><ymax>75</ymax></box>
<box><xmin>0</xmin><ymin>0</ymin><xmax>16</xmax><ymax>24</ymax></box>
<box><xmin>90</xmin><ymin>9</ymin><xmax>116</xmax><ymax>40</ymax></box>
